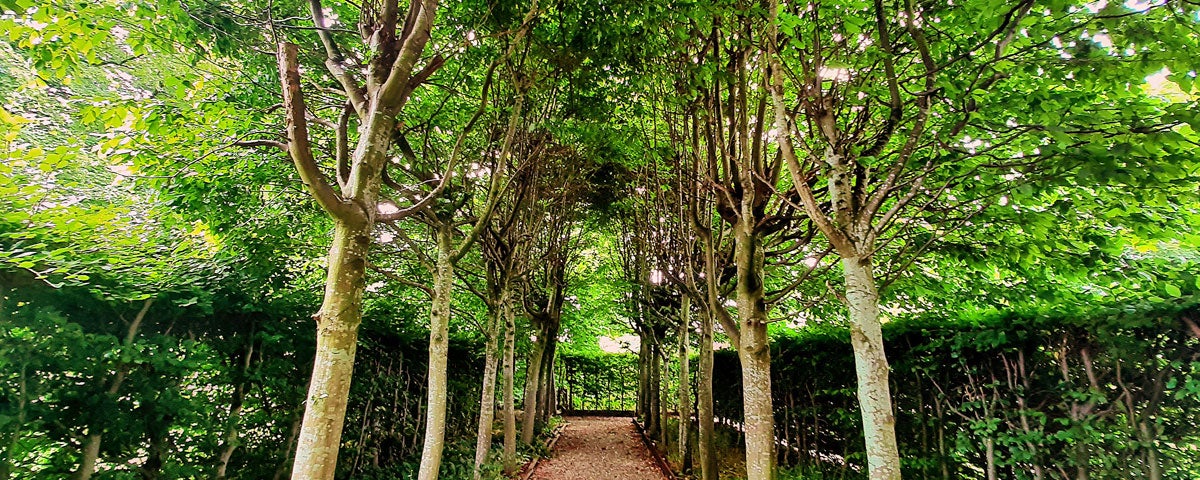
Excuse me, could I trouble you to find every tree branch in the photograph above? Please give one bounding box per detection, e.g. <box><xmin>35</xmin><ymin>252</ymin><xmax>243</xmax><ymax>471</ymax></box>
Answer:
<box><xmin>277</xmin><ymin>42</ymin><xmax>363</xmax><ymax>222</ymax></box>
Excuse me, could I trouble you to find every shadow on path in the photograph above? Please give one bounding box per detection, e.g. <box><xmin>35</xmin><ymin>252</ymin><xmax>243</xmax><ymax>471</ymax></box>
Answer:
<box><xmin>529</xmin><ymin>416</ymin><xmax>664</xmax><ymax>480</ymax></box>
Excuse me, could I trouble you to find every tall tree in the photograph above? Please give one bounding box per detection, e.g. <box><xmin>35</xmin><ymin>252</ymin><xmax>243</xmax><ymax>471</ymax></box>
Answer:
<box><xmin>763</xmin><ymin>0</ymin><xmax>1200</xmax><ymax>477</ymax></box>
<box><xmin>257</xmin><ymin>1</ymin><xmax>440</xmax><ymax>478</ymax></box>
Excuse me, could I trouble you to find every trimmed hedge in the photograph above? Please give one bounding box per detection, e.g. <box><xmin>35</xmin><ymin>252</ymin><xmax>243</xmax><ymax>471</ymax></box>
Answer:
<box><xmin>712</xmin><ymin>301</ymin><xmax>1200</xmax><ymax>479</ymax></box>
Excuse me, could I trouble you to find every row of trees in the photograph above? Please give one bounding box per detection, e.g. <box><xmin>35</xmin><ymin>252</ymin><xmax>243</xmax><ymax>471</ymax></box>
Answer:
<box><xmin>3</xmin><ymin>0</ymin><xmax>639</xmax><ymax>478</ymax></box>
<box><xmin>3</xmin><ymin>0</ymin><xmax>1199</xmax><ymax>479</ymax></box>
<box><xmin>613</xmin><ymin>1</ymin><xmax>1198</xmax><ymax>480</ymax></box>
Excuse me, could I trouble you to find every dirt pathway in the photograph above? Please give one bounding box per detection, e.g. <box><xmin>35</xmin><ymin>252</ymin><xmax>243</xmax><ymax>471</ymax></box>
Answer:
<box><xmin>529</xmin><ymin>416</ymin><xmax>665</xmax><ymax>480</ymax></box>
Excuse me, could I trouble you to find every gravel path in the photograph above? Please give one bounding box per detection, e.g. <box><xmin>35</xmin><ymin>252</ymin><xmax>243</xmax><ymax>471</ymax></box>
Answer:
<box><xmin>529</xmin><ymin>416</ymin><xmax>664</xmax><ymax>480</ymax></box>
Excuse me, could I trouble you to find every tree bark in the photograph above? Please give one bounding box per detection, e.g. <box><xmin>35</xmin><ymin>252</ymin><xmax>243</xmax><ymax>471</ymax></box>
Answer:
<box><xmin>648</xmin><ymin>337</ymin><xmax>662</xmax><ymax>441</ymax></box>
<box><xmin>473</xmin><ymin>304</ymin><xmax>503</xmax><ymax>478</ymax></box>
<box><xmin>658</xmin><ymin>342</ymin><xmax>669</xmax><ymax>444</ymax></box>
<box><xmin>217</xmin><ymin>337</ymin><xmax>255</xmax><ymax>479</ymax></box>
<box><xmin>291</xmin><ymin>222</ymin><xmax>370</xmax><ymax>480</ymax></box>
<box><xmin>417</xmin><ymin>226</ymin><xmax>456</xmax><ymax>480</ymax></box>
<box><xmin>697</xmin><ymin>306</ymin><xmax>718</xmax><ymax>480</ymax></box>
<box><xmin>735</xmin><ymin>221</ymin><xmax>775</xmax><ymax>480</ymax></box>
<box><xmin>638</xmin><ymin>329</ymin><xmax>650</xmax><ymax>419</ymax></box>
<box><xmin>843</xmin><ymin>256</ymin><xmax>901</xmax><ymax>480</ymax></box>
<box><xmin>537</xmin><ymin>323</ymin><xmax>559</xmax><ymax>425</ymax></box>
<box><xmin>521</xmin><ymin>326</ymin><xmax>547</xmax><ymax>444</ymax></box>
<box><xmin>272</xmin><ymin>403</ymin><xmax>305</xmax><ymax>480</ymax></box>
<box><xmin>678</xmin><ymin>294</ymin><xmax>693</xmax><ymax>474</ymax></box>
<box><xmin>501</xmin><ymin>305</ymin><xmax>518</xmax><ymax>475</ymax></box>
<box><xmin>75</xmin><ymin>298</ymin><xmax>152</xmax><ymax>480</ymax></box>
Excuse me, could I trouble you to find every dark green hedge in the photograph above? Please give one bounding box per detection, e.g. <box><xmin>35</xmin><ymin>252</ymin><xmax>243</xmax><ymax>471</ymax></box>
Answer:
<box><xmin>713</xmin><ymin>301</ymin><xmax>1200</xmax><ymax>479</ymax></box>
<box><xmin>558</xmin><ymin>351</ymin><xmax>639</xmax><ymax>411</ymax></box>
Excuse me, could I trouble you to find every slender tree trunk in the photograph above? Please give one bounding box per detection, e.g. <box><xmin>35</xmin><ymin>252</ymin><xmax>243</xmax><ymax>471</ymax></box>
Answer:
<box><xmin>0</xmin><ymin>361</ymin><xmax>26</xmax><ymax>480</ymax></box>
<box><xmin>735</xmin><ymin>223</ymin><xmax>775</xmax><ymax>480</ymax></box>
<box><xmin>501</xmin><ymin>305</ymin><xmax>518</xmax><ymax>475</ymax></box>
<box><xmin>638</xmin><ymin>330</ymin><xmax>650</xmax><ymax>419</ymax></box>
<box><xmin>216</xmin><ymin>382</ymin><xmax>247</xmax><ymax>479</ymax></box>
<box><xmin>473</xmin><ymin>306</ymin><xmax>502</xmax><ymax>479</ymax></box>
<box><xmin>417</xmin><ymin>227</ymin><xmax>456</xmax><ymax>480</ymax></box>
<box><xmin>658</xmin><ymin>343</ymin><xmax>669</xmax><ymax>444</ymax></box>
<box><xmin>521</xmin><ymin>327</ymin><xmax>547</xmax><ymax>444</ymax></box>
<box><xmin>217</xmin><ymin>338</ymin><xmax>255</xmax><ymax>479</ymax></box>
<box><xmin>678</xmin><ymin>295</ymin><xmax>693</xmax><ymax>474</ymax></box>
<box><xmin>76</xmin><ymin>299</ymin><xmax>152</xmax><ymax>480</ymax></box>
<box><xmin>647</xmin><ymin>338</ymin><xmax>661</xmax><ymax>440</ymax></box>
<box><xmin>537</xmin><ymin>327</ymin><xmax>559</xmax><ymax>424</ymax></box>
<box><xmin>1139</xmin><ymin>420</ymin><xmax>1160</xmax><ymax>480</ymax></box>
<box><xmin>984</xmin><ymin>437</ymin><xmax>997</xmax><ymax>480</ymax></box>
<box><xmin>697</xmin><ymin>306</ymin><xmax>718</xmax><ymax>480</ymax></box>
<box><xmin>842</xmin><ymin>256</ymin><xmax>901</xmax><ymax>480</ymax></box>
<box><xmin>1075</xmin><ymin>443</ymin><xmax>1089</xmax><ymax>480</ymax></box>
<box><xmin>273</xmin><ymin>403</ymin><xmax>305</xmax><ymax>480</ymax></box>
<box><xmin>291</xmin><ymin>222</ymin><xmax>370</xmax><ymax>480</ymax></box>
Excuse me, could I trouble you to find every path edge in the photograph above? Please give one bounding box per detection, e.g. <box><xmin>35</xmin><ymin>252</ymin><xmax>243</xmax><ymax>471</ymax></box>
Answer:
<box><xmin>518</xmin><ymin>422</ymin><xmax>567</xmax><ymax>480</ymax></box>
<box><xmin>632</xmin><ymin>418</ymin><xmax>679</xmax><ymax>480</ymax></box>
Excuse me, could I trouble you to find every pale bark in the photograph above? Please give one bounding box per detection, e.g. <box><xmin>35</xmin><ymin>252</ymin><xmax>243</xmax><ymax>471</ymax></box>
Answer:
<box><xmin>473</xmin><ymin>305</ymin><xmax>503</xmax><ymax>478</ymax></box>
<box><xmin>678</xmin><ymin>294</ymin><xmax>693</xmax><ymax>474</ymax></box>
<box><xmin>501</xmin><ymin>305</ymin><xmax>518</xmax><ymax>474</ymax></box>
<box><xmin>292</xmin><ymin>222</ymin><xmax>371</xmax><ymax>480</ymax></box>
<box><xmin>738</xmin><ymin>330</ymin><xmax>774</xmax><ymax>480</ymax></box>
<box><xmin>417</xmin><ymin>227</ymin><xmax>456</xmax><ymax>480</ymax></box>
<box><xmin>734</xmin><ymin>217</ymin><xmax>775</xmax><ymax>480</ymax></box>
<box><xmin>658</xmin><ymin>343</ymin><xmax>669</xmax><ymax>444</ymax></box>
<box><xmin>217</xmin><ymin>338</ymin><xmax>255</xmax><ymax>479</ymax></box>
<box><xmin>75</xmin><ymin>299</ymin><xmax>152</xmax><ymax>480</ymax></box>
<box><xmin>215</xmin><ymin>387</ymin><xmax>246</xmax><ymax>479</ymax></box>
<box><xmin>697</xmin><ymin>306</ymin><xmax>718</xmax><ymax>480</ymax></box>
<box><xmin>985</xmin><ymin>438</ymin><xmax>997</xmax><ymax>480</ymax></box>
<box><xmin>843</xmin><ymin>256</ymin><xmax>901</xmax><ymax>480</ymax></box>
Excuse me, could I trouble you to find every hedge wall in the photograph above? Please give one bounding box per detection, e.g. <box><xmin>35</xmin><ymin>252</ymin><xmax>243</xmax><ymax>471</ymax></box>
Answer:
<box><xmin>712</xmin><ymin>302</ymin><xmax>1200</xmax><ymax>479</ymax></box>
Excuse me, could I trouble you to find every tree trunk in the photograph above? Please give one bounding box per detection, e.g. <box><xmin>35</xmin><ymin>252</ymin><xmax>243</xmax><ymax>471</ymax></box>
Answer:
<box><xmin>216</xmin><ymin>382</ymin><xmax>247</xmax><ymax>479</ymax></box>
<box><xmin>738</xmin><ymin>332</ymin><xmax>774</xmax><ymax>480</ymax></box>
<box><xmin>735</xmin><ymin>221</ymin><xmax>775</xmax><ymax>480</ymax></box>
<box><xmin>659</xmin><ymin>343</ymin><xmax>669</xmax><ymax>444</ymax></box>
<box><xmin>501</xmin><ymin>305</ymin><xmax>518</xmax><ymax>475</ymax></box>
<box><xmin>217</xmin><ymin>338</ymin><xmax>255</xmax><ymax>479</ymax></box>
<box><xmin>842</xmin><ymin>256</ymin><xmax>901</xmax><ymax>480</ymax></box>
<box><xmin>1140</xmin><ymin>420</ymin><xmax>1160</xmax><ymax>480</ymax></box>
<box><xmin>473</xmin><ymin>306</ymin><xmax>502</xmax><ymax>479</ymax></box>
<box><xmin>647</xmin><ymin>338</ymin><xmax>661</xmax><ymax>440</ymax></box>
<box><xmin>638</xmin><ymin>330</ymin><xmax>650</xmax><ymax>419</ymax></box>
<box><xmin>76</xmin><ymin>299</ymin><xmax>152</xmax><ymax>480</ymax></box>
<box><xmin>985</xmin><ymin>437</ymin><xmax>997</xmax><ymax>480</ymax></box>
<box><xmin>291</xmin><ymin>222</ymin><xmax>370</xmax><ymax>480</ymax></box>
<box><xmin>273</xmin><ymin>403</ymin><xmax>305</xmax><ymax>480</ymax></box>
<box><xmin>537</xmin><ymin>325</ymin><xmax>559</xmax><ymax>424</ymax></box>
<box><xmin>678</xmin><ymin>295</ymin><xmax>693</xmax><ymax>474</ymax></box>
<box><xmin>697</xmin><ymin>306</ymin><xmax>718</xmax><ymax>480</ymax></box>
<box><xmin>0</xmin><ymin>361</ymin><xmax>26</xmax><ymax>480</ymax></box>
<box><xmin>417</xmin><ymin>227</ymin><xmax>456</xmax><ymax>480</ymax></box>
<box><xmin>521</xmin><ymin>327</ymin><xmax>547</xmax><ymax>445</ymax></box>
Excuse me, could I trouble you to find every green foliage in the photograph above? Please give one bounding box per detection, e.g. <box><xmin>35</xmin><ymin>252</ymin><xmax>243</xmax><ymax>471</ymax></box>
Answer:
<box><xmin>559</xmin><ymin>351</ymin><xmax>639</xmax><ymax>411</ymax></box>
<box><xmin>712</xmin><ymin>300</ymin><xmax>1200</xmax><ymax>479</ymax></box>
